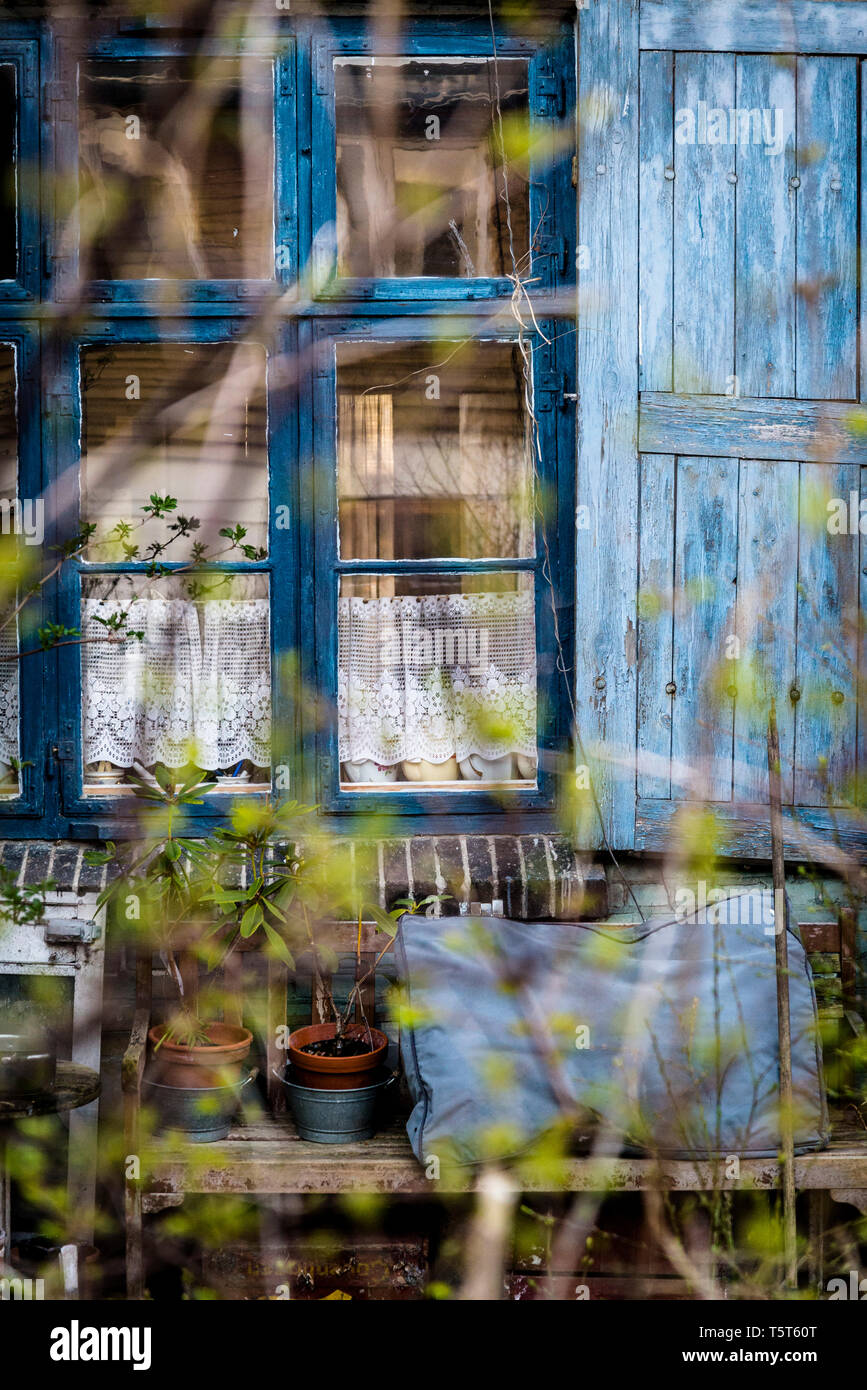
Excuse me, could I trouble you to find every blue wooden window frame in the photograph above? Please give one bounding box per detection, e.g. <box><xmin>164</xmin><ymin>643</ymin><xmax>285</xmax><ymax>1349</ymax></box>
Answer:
<box><xmin>0</xmin><ymin>326</ymin><xmax>44</xmax><ymax>818</ymax></box>
<box><xmin>301</xmin><ymin>17</ymin><xmax>576</xmax><ymax>824</ymax></box>
<box><xmin>305</xmin><ymin>314</ymin><xmax>575</xmax><ymax>822</ymax></box>
<box><xmin>307</xmin><ymin>20</ymin><xmax>575</xmax><ymax>302</ymax></box>
<box><xmin>0</xmin><ymin>37</ymin><xmax>40</xmax><ymax>301</ymax></box>
<box><xmin>49</xmin><ymin>33</ymin><xmax>297</xmax><ymax>305</ymax></box>
<box><xmin>0</xmin><ymin>12</ymin><xmax>575</xmax><ymax>838</ymax></box>
<box><xmin>47</xmin><ymin>316</ymin><xmax>298</xmax><ymax>836</ymax></box>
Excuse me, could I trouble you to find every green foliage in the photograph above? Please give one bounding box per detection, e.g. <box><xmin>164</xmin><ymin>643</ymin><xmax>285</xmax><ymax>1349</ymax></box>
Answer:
<box><xmin>0</xmin><ymin>862</ymin><xmax>54</xmax><ymax>925</ymax></box>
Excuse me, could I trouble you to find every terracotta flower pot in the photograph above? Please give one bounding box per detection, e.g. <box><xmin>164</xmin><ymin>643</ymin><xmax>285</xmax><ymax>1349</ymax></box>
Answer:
<box><xmin>287</xmin><ymin>1022</ymin><xmax>388</xmax><ymax>1091</ymax></box>
<box><xmin>148</xmin><ymin>1022</ymin><xmax>253</xmax><ymax>1089</ymax></box>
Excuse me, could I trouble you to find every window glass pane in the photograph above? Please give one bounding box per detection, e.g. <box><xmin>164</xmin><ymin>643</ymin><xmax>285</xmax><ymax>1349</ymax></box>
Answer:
<box><xmin>81</xmin><ymin>342</ymin><xmax>269</xmax><ymax>560</ymax></box>
<box><xmin>0</xmin><ymin>342</ymin><xmax>17</xmax><ymax>502</ymax></box>
<box><xmin>338</xmin><ymin>571</ymin><xmax>536</xmax><ymax>788</ymax></box>
<box><xmin>335</xmin><ymin>57</ymin><xmax>529</xmax><ymax>278</ymax></box>
<box><xmin>81</xmin><ymin>571</ymin><xmax>271</xmax><ymax>791</ymax></box>
<box><xmin>0</xmin><ymin>344</ymin><xmax>19</xmax><ymax>795</ymax></box>
<box><xmin>337</xmin><ymin>340</ymin><xmax>533</xmax><ymax>561</ymax></box>
<box><xmin>79</xmin><ymin>57</ymin><xmax>274</xmax><ymax>280</ymax></box>
<box><xmin>0</xmin><ymin>66</ymin><xmax>16</xmax><ymax>280</ymax></box>
<box><xmin>0</xmin><ymin>975</ymin><xmax>74</xmax><ymax>1054</ymax></box>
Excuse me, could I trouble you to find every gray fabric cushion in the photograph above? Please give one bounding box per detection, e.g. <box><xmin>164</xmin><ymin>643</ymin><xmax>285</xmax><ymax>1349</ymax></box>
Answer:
<box><xmin>395</xmin><ymin>893</ymin><xmax>828</xmax><ymax>1165</ymax></box>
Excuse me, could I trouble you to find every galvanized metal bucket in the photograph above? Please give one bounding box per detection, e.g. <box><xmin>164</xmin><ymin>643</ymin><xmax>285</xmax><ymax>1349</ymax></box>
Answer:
<box><xmin>143</xmin><ymin>1071</ymin><xmax>255</xmax><ymax>1143</ymax></box>
<box><xmin>277</xmin><ymin>1067</ymin><xmax>396</xmax><ymax>1143</ymax></box>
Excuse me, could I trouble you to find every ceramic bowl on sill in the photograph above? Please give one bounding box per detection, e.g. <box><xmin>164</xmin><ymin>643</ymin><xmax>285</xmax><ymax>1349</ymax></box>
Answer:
<box><xmin>459</xmin><ymin>753</ymin><xmax>516</xmax><ymax>781</ymax></box>
<box><xmin>215</xmin><ymin>771</ymin><xmax>252</xmax><ymax>788</ymax></box>
<box><xmin>401</xmin><ymin>756</ymin><xmax>459</xmax><ymax>782</ymax></box>
<box><xmin>87</xmin><ymin>765</ymin><xmax>127</xmax><ymax>788</ymax></box>
<box><xmin>516</xmin><ymin>754</ymin><xmax>538</xmax><ymax>780</ymax></box>
<box><xmin>341</xmin><ymin>760</ymin><xmax>398</xmax><ymax>784</ymax></box>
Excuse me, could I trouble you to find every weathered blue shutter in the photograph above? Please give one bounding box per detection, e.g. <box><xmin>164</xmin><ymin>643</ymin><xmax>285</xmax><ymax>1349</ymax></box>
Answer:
<box><xmin>577</xmin><ymin>0</ymin><xmax>866</xmax><ymax>856</ymax></box>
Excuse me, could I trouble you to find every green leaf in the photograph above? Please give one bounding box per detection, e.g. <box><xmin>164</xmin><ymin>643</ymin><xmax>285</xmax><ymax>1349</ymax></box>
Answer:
<box><xmin>83</xmin><ymin>848</ymin><xmax>114</xmax><ymax>867</ymax></box>
<box><xmin>369</xmin><ymin>905</ymin><xmax>400</xmax><ymax>938</ymax></box>
<box><xmin>240</xmin><ymin>902</ymin><xmax>264</xmax><ymax>938</ymax></box>
<box><xmin>262</xmin><ymin>921</ymin><xmax>295</xmax><ymax>969</ymax></box>
<box><xmin>266</xmin><ymin>879</ymin><xmax>296</xmax><ymax>910</ymax></box>
<box><xmin>203</xmin><ymin>918</ymin><xmax>233</xmax><ymax>940</ymax></box>
<box><xmin>176</xmin><ymin>790</ymin><xmax>206</xmax><ymax>806</ymax></box>
<box><xmin>202</xmin><ymin>887</ymin><xmax>250</xmax><ymax>907</ymax></box>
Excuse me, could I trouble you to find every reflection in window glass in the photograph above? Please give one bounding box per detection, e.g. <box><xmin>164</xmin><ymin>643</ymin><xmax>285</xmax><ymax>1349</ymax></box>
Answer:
<box><xmin>0</xmin><ymin>343</ymin><xmax>16</xmax><ymax>502</ymax></box>
<box><xmin>338</xmin><ymin>572</ymin><xmax>536</xmax><ymax>788</ymax></box>
<box><xmin>0</xmin><ymin>66</ymin><xmax>16</xmax><ymax>280</ymax></box>
<box><xmin>79</xmin><ymin>58</ymin><xmax>273</xmax><ymax>280</ymax></box>
<box><xmin>0</xmin><ymin>344</ymin><xmax>19</xmax><ymax>794</ymax></box>
<box><xmin>0</xmin><ymin>975</ymin><xmax>74</xmax><ymax>1056</ymax></box>
<box><xmin>335</xmin><ymin>58</ymin><xmax>529</xmax><ymax>278</ymax></box>
<box><xmin>81</xmin><ymin>571</ymin><xmax>271</xmax><ymax>791</ymax></box>
<box><xmin>81</xmin><ymin>342</ymin><xmax>269</xmax><ymax>559</ymax></box>
<box><xmin>337</xmin><ymin>340</ymin><xmax>533</xmax><ymax>561</ymax></box>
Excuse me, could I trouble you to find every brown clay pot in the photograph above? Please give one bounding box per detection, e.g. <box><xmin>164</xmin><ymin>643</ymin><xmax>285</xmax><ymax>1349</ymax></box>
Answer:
<box><xmin>287</xmin><ymin>1022</ymin><xmax>388</xmax><ymax>1091</ymax></box>
<box><xmin>148</xmin><ymin>1022</ymin><xmax>253</xmax><ymax>1089</ymax></box>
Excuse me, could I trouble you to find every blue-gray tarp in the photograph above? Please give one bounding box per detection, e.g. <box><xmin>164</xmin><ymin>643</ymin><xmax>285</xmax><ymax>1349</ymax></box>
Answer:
<box><xmin>395</xmin><ymin>892</ymin><xmax>828</xmax><ymax>1165</ymax></box>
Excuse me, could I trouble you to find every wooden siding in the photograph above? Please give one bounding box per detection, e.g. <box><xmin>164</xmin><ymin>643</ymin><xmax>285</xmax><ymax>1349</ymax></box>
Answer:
<box><xmin>639</xmin><ymin>52</ymin><xmax>859</xmax><ymax>402</ymax></box>
<box><xmin>575</xmin><ymin>0</ymin><xmax>641</xmax><ymax>849</ymax></box>
<box><xmin>576</xmin><ymin>2</ymin><xmax>867</xmax><ymax>852</ymax></box>
<box><xmin>636</xmin><ymin>452</ymin><xmax>864</xmax><ymax>814</ymax></box>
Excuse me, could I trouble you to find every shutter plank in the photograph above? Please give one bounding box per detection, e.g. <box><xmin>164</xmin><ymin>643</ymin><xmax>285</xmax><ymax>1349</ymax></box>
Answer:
<box><xmin>672</xmin><ymin>456</ymin><xmax>738</xmax><ymax>800</ymax></box>
<box><xmin>860</xmin><ymin>464</ymin><xmax>867</xmax><ymax>807</ymax></box>
<box><xmin>796</xmin><ymin>58</ymin><xmax>858</xmax><ymax>400</ymax></box>
<box><xmin>637</xmin><ymin>453</ymin><xmax>675</xmax><ymax>798</ymax></box>
<box><xmin>794</xmin><ymin>461</ymin><xmax>860</xmax><ymax>803</ymax></box>
<box><xmin>673</xmin><ymin>53</ymin><xmax>736</xmax><ymax>394</ymax></box>
<box><xmin>733</xmin><ymin>458</ymin><xmax>799</xmax><ymax>803</ymax></box>
<box><xmin>641</xmin><ymin>2</ymin><xmax>867</xmax><ymax>56</ymax></box>
<box><xmin>639</xmin><ymin>50</ymin><xmax>674</xmax><ymax>392</ymax></box>
<box><xmin>575</xmin><ymin>0</ymin><xmax>640</xmax><ymax>849</ymax></box>
<box><xmin>735</xmin><ymin>56</ymin><xmax>796</xmax><ymax>399</ymax></box>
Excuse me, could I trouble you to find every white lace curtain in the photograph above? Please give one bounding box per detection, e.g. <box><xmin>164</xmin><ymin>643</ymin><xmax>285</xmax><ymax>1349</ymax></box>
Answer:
<box><xmin>82</xmin><ymin>588</ymin><xmax>270</xmax><ymax>770</ymax></box>
<box><xmin>0</xmin><ymin>614</ymin><xmax>18</xmax><ymax>766</ymax></box>
<box><xmin>338</xmin><ymin>590</ymin><xmax>536</xmax><ymax>766</ymax></box>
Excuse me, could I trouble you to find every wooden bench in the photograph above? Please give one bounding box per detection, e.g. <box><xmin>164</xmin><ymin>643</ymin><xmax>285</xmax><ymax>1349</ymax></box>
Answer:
<box><xmin>123</xmin><ymin>912</ymin><xmax>867</xmax><ymax>1297</ymax></box>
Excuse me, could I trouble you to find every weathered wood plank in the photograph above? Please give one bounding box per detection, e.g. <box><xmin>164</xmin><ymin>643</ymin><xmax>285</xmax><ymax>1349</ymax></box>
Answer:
<box><xmin>266</xmin><ymin>959</ymin><xmax>288</xmax><ymax>1112</ymax></box>
<box><xmin>575</xmin><ymin>0</ymin><xmax>640</xmax><ymax>850</ymax></box>
<box><xmin>635</xmin><ymin>798</ymin><xmax>867</xmax><ymax>859</ymax></box>
<box><xmin>639</xmin><ymin>392</ymin><xmax>867</xmax><ymax>462</ymax></box>
<box><xmin>637</xmin><ymin>453</ymin><xmax>675</xmax><ymax>798</ymax></box>
<box><xmin>795</xmin><ymin>462</ymin><xmax>860</xmax><ymax>804</ymax></box>
<box><xmin>672</xmin><ymin>457</ymin><xmax>738</xmax><ymax>801</ymax></box>
<box><xmin>733</xmin><ymin>459</ymin><xmax>799</xmax><ymax>802</ymax></box>
<box><xmin>639</xmin><ymin>49</ymin><xmax>674</xmax><ymax>391</ymax></box>
<box><xmin>861</xmin><ymin>64</ymin><xmax>867</xmax><ymax>407</ymax></box>
<box><xmin>735</xmin><ymin>56</ymin><xmax>796</xmax><ymax>398</ymax></box>
<box><xmin>641</xmin><ymin>1</ymin><xmax>867</xmax><ymax>55</ymax></box>
<box><xmin>796</xmin><ymin>58</ymin><xmax>858</xmax><ymax>400</ymax></box>
<box><xmin>144</xmin><ymin>1122</ymin><xmax>867</xmax><ymax>1195</ymax></box>
<box><xmin>840</xmin><ymin>906</ymin><xmax>857</xmax><ymax>1009</ymax></box>
<box><xmin>673</xmin><ymin>52</ymin><xmax>736</xmax><ymax>393</ymax></box>
<box><xmin>859</xmin><ymin>464</ymin><xmax>867</xmax><ymax>807</ymax></box>
<box><xmin>799</xmin><ymin>922</ymin><xmax>842</xmax><ymax>955</ymax></box>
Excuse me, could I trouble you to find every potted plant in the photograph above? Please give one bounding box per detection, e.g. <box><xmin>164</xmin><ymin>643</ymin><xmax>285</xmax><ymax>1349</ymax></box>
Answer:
<box><xmin>279</xmin><ymin>894</ymin><xmax>447</xmax><ymax>1144</ymax></box>
<box><xmin>87</xmin><ymin>774</ymin><xmax>313</xmax><ymax>1139</ymax></box>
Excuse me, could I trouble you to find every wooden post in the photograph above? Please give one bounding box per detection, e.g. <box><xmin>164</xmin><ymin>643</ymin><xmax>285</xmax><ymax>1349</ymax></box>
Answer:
<box><xmin>767</xmin><ymin>702</ymin><xmax>798</xmax><ymax>1289</ymax></box>
<box><xmin>267</xmin><ymin>959</ymin><xmax>288</xmax><ymax>1114</ymax></box>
